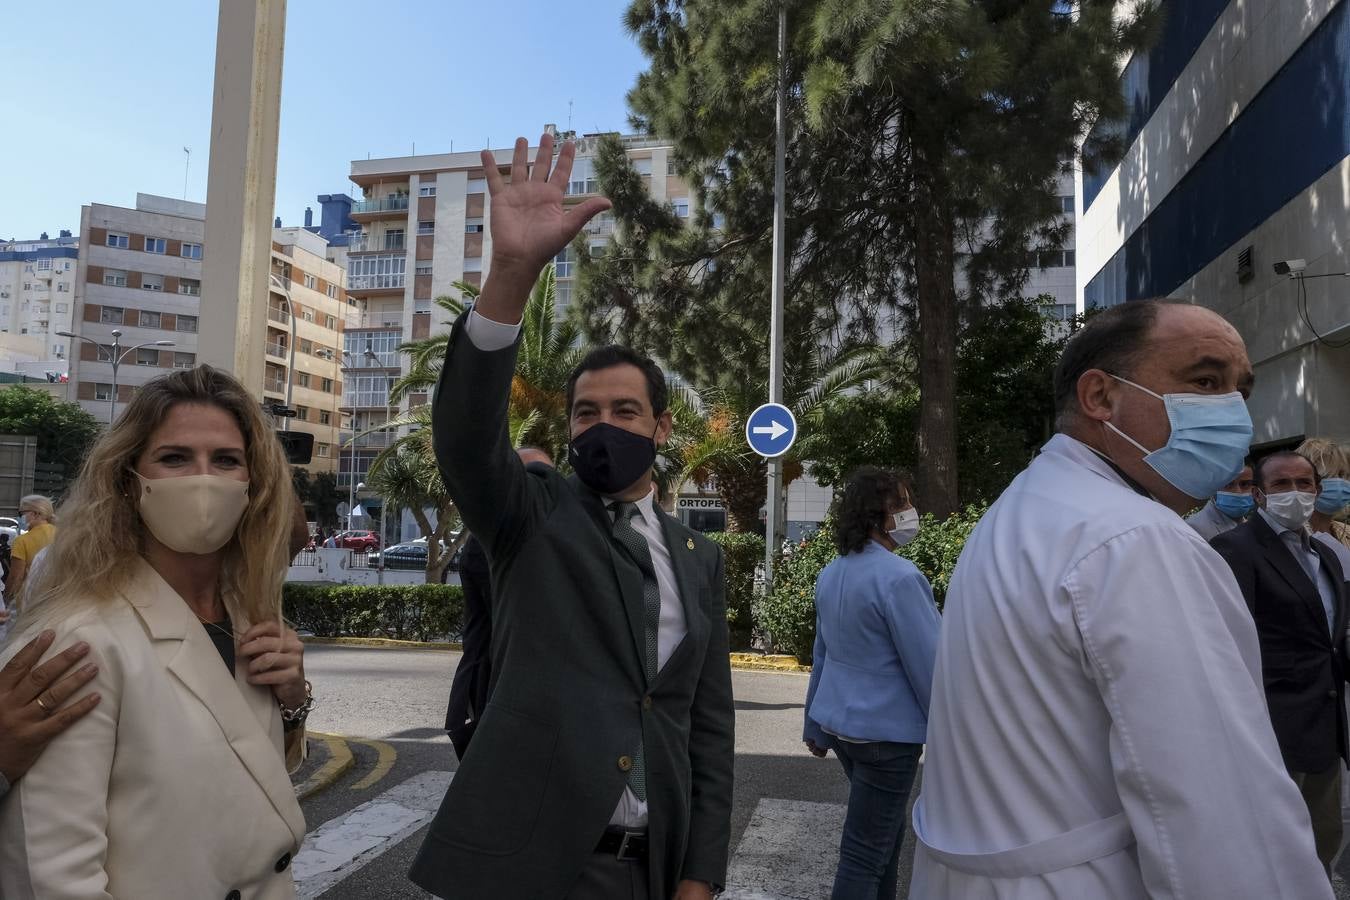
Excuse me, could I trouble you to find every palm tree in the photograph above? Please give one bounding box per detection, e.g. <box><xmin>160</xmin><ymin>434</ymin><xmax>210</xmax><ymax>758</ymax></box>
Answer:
<box><xmin>665</xmin><ymin>344</ymin><xmax>889</xmax><ymax>531</ymax></box>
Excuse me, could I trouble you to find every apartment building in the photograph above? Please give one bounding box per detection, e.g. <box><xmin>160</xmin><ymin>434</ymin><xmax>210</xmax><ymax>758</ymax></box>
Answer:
<box><xmin>0</xmin><ymin>231</ymin><xmax>79</xmax><ymax>359</ymax></box>
<box><xmin>1078</xmin><ymin>0</ymin><xmax>1350</xmax><ymax>446</ymax></box>
<box><xmin>67</xmin><ymin>194</ymin><xmax>352</xmax><ymax>473</ymax></box>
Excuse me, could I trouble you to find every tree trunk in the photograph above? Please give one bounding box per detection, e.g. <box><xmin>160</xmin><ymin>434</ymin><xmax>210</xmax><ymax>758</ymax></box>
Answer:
<box><xmin>912</xmin><ymin>130</ymin><xmax>961</xmax><ymax>518</ymax></box>
<box><xmin>718</xmin><ymin>462</ymin><xmax>767</xmax><ymax>533</ymax></box>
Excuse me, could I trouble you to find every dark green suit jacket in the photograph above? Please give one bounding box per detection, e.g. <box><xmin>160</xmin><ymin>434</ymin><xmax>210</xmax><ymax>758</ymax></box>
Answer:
<box><xmin>409</xmin><ymin>314</ymin><xmax>735</xmax><ymax>899</ymax></box>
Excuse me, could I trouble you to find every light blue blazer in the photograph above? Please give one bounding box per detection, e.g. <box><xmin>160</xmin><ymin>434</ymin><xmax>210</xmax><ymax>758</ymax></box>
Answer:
<box><xmin>803</xmin><ymin>540</ymin><xmax>941</xmax><ymax>746</ymax></box>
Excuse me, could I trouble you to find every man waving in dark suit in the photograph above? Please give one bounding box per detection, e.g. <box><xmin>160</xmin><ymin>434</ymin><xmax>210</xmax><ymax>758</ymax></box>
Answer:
<box><xmin>1212</xmin><ymin>450</ymin><xmax>1349</xmax><ymax>881</ymax></box>
<box><xmin>409</xmin><ymin>133</ymin><xmax>734</xmax><ymax>900</ymax></box>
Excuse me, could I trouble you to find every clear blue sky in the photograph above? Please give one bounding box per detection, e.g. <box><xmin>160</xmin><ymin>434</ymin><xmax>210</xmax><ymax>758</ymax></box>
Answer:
<box><xmin>0</xmin><ymin>1</ymin><xmax>648</xmax><ymax>240</ymax></box>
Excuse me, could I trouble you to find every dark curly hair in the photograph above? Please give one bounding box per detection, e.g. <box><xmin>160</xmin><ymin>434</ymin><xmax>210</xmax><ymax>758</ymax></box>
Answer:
<box><xmin>832</xmin><ymin>466</ymin><xmax>908</xmax><ymax>555</ymax></box>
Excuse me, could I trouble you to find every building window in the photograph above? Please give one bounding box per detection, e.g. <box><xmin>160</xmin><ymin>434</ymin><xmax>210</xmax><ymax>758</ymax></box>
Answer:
<box><xmin>463</xmin><ymin>256</ymin><xmax>483</xmax><ymax>273</ymax></box>
<box><xmin>327</xmin><ymin>284</ymin><xmax>338</xmax><ymax>299</ymax></box>
<box><xmin>143</xmin><ymin>237</ymin><xmax>166</xmax><ymax>254</ymax></box>
<box><xmin>316</xmin><ymin>443</ymin><xmax>330</xmax><ymax>458</ymax></box>
<box><xmin>465</xmin><ymin>217</ymin><xmax>484</xmax><ymax>234</ymax></box>
<box><xmin>177</xmin><ymin>314</ymin><xmax>198</xmax><ymax>332</ymax></box>
<box><xmin>100</xmin><ymin>305</ymin><xmax>125</xmax><ymax>324</ymax></box>
<box><xmin>181</xmin><ymin>242</ymin><xmax>203</xmax><ymax>259</ymax></box>
<box><xmin>55</xmin><ymin>303</ymin><xmax>68</xmax><ymax>313</ymax></box>
<box><xmin>140</xmin><ymin>310</ymin><xmax>161</xmax><ymax>328</ymax></box>
<box><xmin>566</xmin><ymin>158</ymin><xmax>599</xmax><ymax>195</ymax></box>
<box><xmin>299</xmin><ymin>338</ymin><xmax>313</xmax><ymax>355</ymax></box>
<box><xmin>321</xmin><ymin>377</ymin><xmax>334</xmax><ymax>393</ymax></box>
<box><xmin>418</xmin><ymin>221</ymin><xmax>435</xmax><ymax>235</ymax></box>
<box><xmin>56</xmin><ymin>282</ymin><xmax>69</xmax><ymax>292</ymax></box>
<box><xmin>672</xmin><ymin>198</ymin><xmax>690</xmax><ymax>218</ymax></box>
<box><xmin>135</xmin><ymin>347</ymin><xmax>160</xmax><ymax>366</ymax></box>
<box><xmin>179</xmin><ymin>278</ymin><xmax>201</xmax><ymax>296</ymax></box>
<box><xmin>103</xmin><ymin>270</ymin><xmax>127</xmax><ymax>288</ymax></box>
<box><xmin>632</xmin><ymin>158</ymin><xmax>653</xmax><ymax>178</ymax></box>
<box><xmin>94</xmin><ymin>383</ymin><xmax>114</xmax><ymax>401</ymax></box>
<box><xmin>553</xmin><ymin>249</ymin><xmax>573</xmax><ymax>278</ymax></box>
<box><xmin>1064</xmin><ymin>249</ymin><xmax>1076</xmax><ymax>267</ymax></box>
<box><xmin>95</xmin><ymin>344</ymin><xmax>115</xmax><ymax>362</ymax></box>
<box><xmin>383</xmin><ymin>229</ymin><xmax>405</xmax><ymax>251</ymax></box>
<box><xmin>415</xmin><ymin>262</ymin><xmax>433</xmax><ymax>276</ymax></box>
<box><xmin>319</xmin><ymin>410</ymin><xmax>332</xmax><ymax>425</ymax></box>
<box><xmin>667</xmin><ymin>158</ymin><xmax>678</xmax><ymax>176</ymax></box>
<box><xmin>22</xmin><ymin>283</ymin><xmax>31</xmax><ymax>292</ymax></box>
<box><xmin>301</xmin><ymin>309</ymin><xmax>314</xmax><ymax>323</ymax></box>
<box><xmin>295</xmin><ymin>405</ymin><xmax>310</xmax><ymax>421</ymax></box>
<box><xmin>304</xmin><ymin>274</ymin><xmax>317</xmax><ymax>290</ymax></box>
<box><xmin>298</xmin><ymin>372</ymin><xmax>312</xmax><ymax>389</ymax></box>
<box><xmin>106</xmin><ymin>232</ymin><xmax>129</xmax><ymax>249</ymax></box>
<box><xmin>418</xmin><ymin>185</ymin><xmax>436</xmax><ymax>197</ymax></box>
<box><xmin>466</xmin><ymin>177</ymin><xmax>487</xmax><ymax>193</ymax></box>
<box><xmin>36</xmin><ymin>258</ymin><xmax>52</xmax><ymax>271</ymax></box>
<box><xmin>141</xmin><ymin>273</ymin><xmax>164</xmax><ymax>292</ymax></box>
<box><xmin>1060</xmin><ymin>196</ymin><xmax>1074</xmax><ymax>214</ymax></box>
<box><xmin>173</xmin><ymin>352</ymin><xmax>195</xmax><ymax>369</ymax></box>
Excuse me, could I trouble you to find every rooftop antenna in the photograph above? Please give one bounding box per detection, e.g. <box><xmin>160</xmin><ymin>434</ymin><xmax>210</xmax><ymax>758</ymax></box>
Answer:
<box><xmin>182</xmin><ymin>147</ymin><xmax>191</xmax><ymax>200</ymax></box>
<box><xmin>412</xmin><ymin>141</ymin><xmax>416</xmax><ymax>156</ymax></box>
<box><xmin>568</xmin><ymin>100</ymin><xmax>574</xmax><ymax>132</ymax></box>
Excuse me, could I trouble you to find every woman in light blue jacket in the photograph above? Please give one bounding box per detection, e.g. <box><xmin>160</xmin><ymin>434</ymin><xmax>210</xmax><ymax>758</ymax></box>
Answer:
<box><xmin>804</xmin><ymin>466</ymin><xmax>941</xmax><ymax>900</ymax></box>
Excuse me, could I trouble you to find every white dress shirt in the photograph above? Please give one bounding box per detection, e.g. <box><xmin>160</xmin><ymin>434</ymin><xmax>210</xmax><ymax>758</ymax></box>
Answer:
<box><xmin>464</xmin><ymin>308</ymin><xmax>688</xmax><ymax>830</ymax></box>
<box><xmin>1258</xmin><ymin>508</ymin><xmax>1339</xmax><ymax>636</ymax></box>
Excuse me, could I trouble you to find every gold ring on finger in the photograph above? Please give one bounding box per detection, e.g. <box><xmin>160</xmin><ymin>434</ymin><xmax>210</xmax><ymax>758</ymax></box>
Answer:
<box><xmin>35</xmin><ymin>695</ymin><xmax>54</xmax><ymax>716</ymax></box>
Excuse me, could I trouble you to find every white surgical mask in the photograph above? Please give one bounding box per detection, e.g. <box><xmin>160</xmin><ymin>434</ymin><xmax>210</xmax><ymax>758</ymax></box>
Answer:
<box><xmin>137</xmin><ymin>473</ymin><xmax>250</xmax><ymax>555</ymax></box>
<box><xmin>888</xmin><ymin>507</ymin><xmax>921</xmax><ymax>547</ymax></box>
<box><xmin>1262</xmin><ymin>490</ymin><xmax>1317</xmax><ymax>531</ymax></box>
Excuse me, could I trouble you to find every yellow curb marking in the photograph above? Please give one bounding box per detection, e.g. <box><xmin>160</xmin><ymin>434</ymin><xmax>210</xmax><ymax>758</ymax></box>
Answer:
<box><xmin>347</xmin><ymin>737</ymin><xmax>398</xmax><ymax>791</ymax></box>
<box><xmin>294</xmin><ymin>732</ymin><xmax>354</xmax><ymax>800</ymax></box>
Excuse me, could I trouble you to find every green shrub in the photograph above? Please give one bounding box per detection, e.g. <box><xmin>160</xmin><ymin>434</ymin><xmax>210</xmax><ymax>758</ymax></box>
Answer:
<box><xmin>756</xmin><ymin>504</ymin><xmax>990</xmax><ymax>663</ymax></box>
<box><xmin>284</xmin><ymin>583</ymin><xmax>465</xmax><ymax>642</ymax></box>
<box><xmin>704</xmin><ymin>531</ymin><xmax>765</xmax><ymax>651</ymax></box>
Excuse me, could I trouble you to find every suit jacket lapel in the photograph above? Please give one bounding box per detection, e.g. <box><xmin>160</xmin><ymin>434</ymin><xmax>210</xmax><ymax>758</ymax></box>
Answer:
<box><xmin>569</xmin><ymin>475</ymin><xmax>647</xmax><ymax>681</ymax></box>
<box><xmin>1312</xmin><ymin>538</ymin><xmax>1348</xmax><ymax>644</ymax></box>
<box><xmin>1253</xmin><ymin>514</ymin><xmax>1327</xmax><ymax>634</ymax></box>
<box><xmin>126</xmin><ymin>562</ymin><xmax>306</xmax><ymax>845</ymax></box>
<box><xmin>658</xmin><ymin>507</ymin><xmax>703</xmax><ymax>639</ymax></box>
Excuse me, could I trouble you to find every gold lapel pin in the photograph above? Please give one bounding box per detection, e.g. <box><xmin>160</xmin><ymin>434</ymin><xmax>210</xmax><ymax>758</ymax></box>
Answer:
<box><xmin>686</xmin><ymin>538</ymin><xmax>695</xmax><ymax>550</ymax></box>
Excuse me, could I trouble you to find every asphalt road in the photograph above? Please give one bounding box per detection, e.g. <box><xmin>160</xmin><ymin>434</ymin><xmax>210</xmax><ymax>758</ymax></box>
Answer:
<box><xmin>293</xmin><ymin>644</ymin><xmax>916</xmax><ymax>899</ymax></box>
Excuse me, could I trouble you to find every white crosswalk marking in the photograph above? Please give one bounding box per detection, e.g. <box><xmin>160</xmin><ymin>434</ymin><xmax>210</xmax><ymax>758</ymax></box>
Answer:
<box><xmin>293</xmin><ymin>770</ymin><xmax>453</xmax><ymax>898</ymax></box>
<box><xmin>723</xmin><ymin>798</ymin><xmax>847</xmax><ymax>900</ymax></box>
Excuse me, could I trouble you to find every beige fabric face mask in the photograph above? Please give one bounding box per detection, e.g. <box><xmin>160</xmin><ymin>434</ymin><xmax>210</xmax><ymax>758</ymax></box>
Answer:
<box><xmin>136</xmin><ymin>473</ymin><xmax>250</xmax><ymax>555</ymax></box>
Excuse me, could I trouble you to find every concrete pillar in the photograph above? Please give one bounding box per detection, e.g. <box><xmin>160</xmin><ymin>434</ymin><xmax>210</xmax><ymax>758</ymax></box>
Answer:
<box><xmin>199</xmin><ymin>0</ymin><xmax>287</xmax><ymax>391</ymax></box>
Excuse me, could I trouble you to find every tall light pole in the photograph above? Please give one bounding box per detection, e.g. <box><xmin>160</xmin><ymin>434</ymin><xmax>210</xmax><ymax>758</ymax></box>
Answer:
<box><xmin>269</xmin><ymin>274</ymin><xmax>298</xmax><ymax>430</ymax></box>
<box><xmin>365</xmin><ymin>344</ymin><xmax>393</xmax><ymax>585</ymax></box>
<box><xmin>341</xmin><ymin>349</ymin><xmax>359</xmax><ymax>528</ymax></box>
<box><xmin>764</xmin><ymin>4</ymin><xmax>788</xmax><ymax>592</ymax></box>
<box><xmin>58</xmin><ymin>329</ymin><xmax>174</xmax><ymax>423</ymax></box>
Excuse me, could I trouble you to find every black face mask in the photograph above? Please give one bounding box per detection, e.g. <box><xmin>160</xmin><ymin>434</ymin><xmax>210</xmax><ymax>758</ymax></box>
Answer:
<box><xmin>568</xmin><ymin>422</ymin><xmax>658</xmax><ymax>496</ymax></box>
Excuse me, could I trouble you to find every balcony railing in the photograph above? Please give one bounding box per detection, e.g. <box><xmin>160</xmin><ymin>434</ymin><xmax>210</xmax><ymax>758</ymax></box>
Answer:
<box><xmin>342</xmin><ymin>394</ymin><xmax>394</xmax><ymax>410</ymax></box>
<box><xmin>340</xmin><ymin>431</ymin><xmax>394</xmax><ymax>449</ymax></box>
<box><xmin>267</xmin><ymin>307</ymin><xmax>290</xmax><ymax>325</ymax></box>
<box><xmin>357</xmin><ymin>312</ymin><xmax>404</xmax><ymax>329</ymax></box>
<box><xmin>265</xmin><ymin>341</ymin><xmax>288</xmax><ymax>359</ymax></box>
<box><xmin>347</xmin><ymin>232</ymin><xmax>407</xmax><ymax>253</ymax></box>
<box><xmin>352</xmin><ymin>195</ymin><xmax>410</xmax><ymax>215</ymax></box>
<box><xmin>348</xmin><ymin>273</ymin><xmax>406</xmax><ymax>292</ymax></box>
<box><xmin>264</xmin><ymin>376</ymin><xmax>286</xmax><ymax>394</ymax></box>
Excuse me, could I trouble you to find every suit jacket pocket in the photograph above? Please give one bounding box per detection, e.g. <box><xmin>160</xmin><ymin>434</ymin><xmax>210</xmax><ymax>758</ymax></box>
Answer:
<box><xmin>432</xmin><ymin>703</ymin><xmax>558</xmax><ymax>855</ymax></box>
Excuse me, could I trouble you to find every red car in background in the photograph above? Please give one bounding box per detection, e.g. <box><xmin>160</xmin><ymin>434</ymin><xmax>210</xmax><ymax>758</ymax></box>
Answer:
<box><xmin>335</xmin><ymin>530</ymin><xmax>381</xmax><ymax>552</ymax></box>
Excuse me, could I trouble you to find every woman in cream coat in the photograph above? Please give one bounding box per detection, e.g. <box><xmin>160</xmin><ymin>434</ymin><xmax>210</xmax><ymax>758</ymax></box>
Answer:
<box><xmin>0</xmin><ymin>365</ymin><xmax>311</xmax><ymax>899</ymax></box>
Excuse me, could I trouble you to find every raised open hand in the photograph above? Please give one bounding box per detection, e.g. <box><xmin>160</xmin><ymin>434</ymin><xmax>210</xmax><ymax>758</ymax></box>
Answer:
<box><xmin>482</xmin><ymin>133</ymin><xmax>612</xmax><ymax>282</ymax></box>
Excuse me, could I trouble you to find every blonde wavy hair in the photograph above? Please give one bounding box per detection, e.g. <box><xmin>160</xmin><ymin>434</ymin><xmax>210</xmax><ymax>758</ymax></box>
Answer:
<box><xmin>1297</xmin><ymin>438</ymin><xmax>1350</xmax><ymax>479</ymax></box>
<box><xmin>14</xmin><ymin>366</ymin><xmax>297</xmax><ymax>633</ymax></box>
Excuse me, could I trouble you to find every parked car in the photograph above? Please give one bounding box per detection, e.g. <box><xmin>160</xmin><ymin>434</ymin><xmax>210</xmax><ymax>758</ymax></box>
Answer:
<box><xmin>337</xmin><ymin>530</ymin><xmax>381</xmax><ymax>552</ymax></box>
<box><xmin>368</xmin><ymin>538</ymin><xmax>452</xmax><ymax>571</ymax></box>
<box><xmin>0</xmin><ymin>517</ymin><xmax>20</xmax><ymax>543</ymax></box>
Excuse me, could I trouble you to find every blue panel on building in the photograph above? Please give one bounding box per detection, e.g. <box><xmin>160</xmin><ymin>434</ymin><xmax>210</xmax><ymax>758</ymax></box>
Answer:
<box><xmin>1085</xmin><ymin>2</ymin><xmax>1350</xmax><ymax>308</ymax></box>
<box><xmin>1082</xmin><ymin>0</ymin><xmax>1233</xmax><ymax>210</ymax></box>
<box><xmin>0</xmin><ymin>247</ymin><xmax>79</xmax><ymax>264</ymax></box>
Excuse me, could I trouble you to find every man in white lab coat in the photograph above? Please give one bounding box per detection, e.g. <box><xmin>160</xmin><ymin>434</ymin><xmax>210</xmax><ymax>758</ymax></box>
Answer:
<box><xmin>910</xmin><ymin>301</ymin><xmax>1330</xmax><ymax>899</ymax></box>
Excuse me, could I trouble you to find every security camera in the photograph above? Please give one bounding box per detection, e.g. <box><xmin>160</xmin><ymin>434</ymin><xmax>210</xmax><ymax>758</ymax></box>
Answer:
<box><xmin>1273</xmin><ymin>259</ymin><xmax>1308</xmax><ymax>276</ymax></box>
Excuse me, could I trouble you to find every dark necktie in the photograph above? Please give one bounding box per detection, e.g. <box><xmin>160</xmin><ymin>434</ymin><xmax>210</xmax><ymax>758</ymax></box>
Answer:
<box><xmin>609</xmin><ymin>500</ymin><xmax>659</xmax><ymax>801</ymax></box>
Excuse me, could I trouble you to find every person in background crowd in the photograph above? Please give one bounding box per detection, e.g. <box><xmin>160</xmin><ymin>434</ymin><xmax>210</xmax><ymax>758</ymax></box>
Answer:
<box><xmin>410</xmin><ymin>134</ymin><xmax>733</xmax><ymax>900</ymax></box>
<box><xmin>1212</xmin><ymin>451</ymin><xmax>1347</xmax><ymax>881</ymax></box>
<box><xmin>444</xmin><ymin>445</ymin><xmax>554</xmax><ymax>760</ymax></box>
<box><xmin>7</xmin><ymin>495</ymin><xmax>55</xmax><ymax>606</ymax></box>
<box><xmin>0</xmin><ymin>366</ymin><xmax>311</xmax><ymax>899</ymax></box>
<box><xmin>1299</xmin><ymin>438</ymin><xmax>1350</xmax><ymax>557</ymax></box>
<box><xmin>1186</xmin><ymin>459</ymin><xmax>1255</xmax><ymax>541</ymax></box>
<box><xmin>0</xmin><ymin>533</ymin><xmax>12</xmax><ymax>583</ymax></box>
<box><xmin>910</xmin><ymin>301</ymin><xmax>1329</xmax><ymax>898</ymax></box>
<box><xmin>803</xmin><ymin>466</ymin><xmax>939</xmax><ymax>900</ymax></box>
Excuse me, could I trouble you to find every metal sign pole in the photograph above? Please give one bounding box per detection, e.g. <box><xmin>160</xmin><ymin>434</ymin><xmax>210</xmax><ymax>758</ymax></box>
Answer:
<box><xmin>765</xmin><ymin>4</ymin><xmax>788</xmax><ymax>594</ymax></box>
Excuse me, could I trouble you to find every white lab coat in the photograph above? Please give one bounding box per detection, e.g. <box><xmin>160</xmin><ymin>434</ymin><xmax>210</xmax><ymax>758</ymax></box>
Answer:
<box><xmin>910</xmin><ymin>434</ymin><xmax>1330</xmax><ymax>899</ymax></box>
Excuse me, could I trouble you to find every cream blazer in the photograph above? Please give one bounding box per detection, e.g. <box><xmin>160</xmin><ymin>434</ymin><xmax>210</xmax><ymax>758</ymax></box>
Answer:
<box><xmin>0</xmin><ymin>560</ymin><xmax>307</xmax><ymax>900</ymax></box>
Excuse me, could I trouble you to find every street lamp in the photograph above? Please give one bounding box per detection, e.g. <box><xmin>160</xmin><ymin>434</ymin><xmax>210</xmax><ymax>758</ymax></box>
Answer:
<box><xmin>57</xmin><ymin>329</ymin><xmax>174</xmax><ymax>423</ymax></box>
<box><xmin>340</xmin><ymin>350</ymin><xmax>360</xmax><ymax>529</ymax></box>
<box><xmin>269</xmin><ymin>274</ymin><xmax>298</xmax><ymax>431</ymax></box>
<box><xmin>365</xmin><ymin>344</ymin><xmax>393</xmax><ymax>586</ymax></box>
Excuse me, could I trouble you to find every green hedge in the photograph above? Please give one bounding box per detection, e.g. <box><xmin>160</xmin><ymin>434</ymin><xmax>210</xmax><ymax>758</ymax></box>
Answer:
<box><xmin>704</xmin><ymin>532</ymin><xmax>765</xmax><ymax>651</ymax></box>
<box><xmin>756</xmin><ymin>505</ymin><xmax>989</xmax><ymax>664</ymax></box>
<box><xmin>284</xmin><ymin>583</ymin><xmax>465</xmax><ymax>642</ymax></box>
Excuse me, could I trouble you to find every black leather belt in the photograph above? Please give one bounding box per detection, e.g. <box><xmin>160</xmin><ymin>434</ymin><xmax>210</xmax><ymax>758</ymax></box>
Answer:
<box><xmin>595</xmin><ymin>828</ymin><xmax>649</xmax><ymax>861</ymax></box>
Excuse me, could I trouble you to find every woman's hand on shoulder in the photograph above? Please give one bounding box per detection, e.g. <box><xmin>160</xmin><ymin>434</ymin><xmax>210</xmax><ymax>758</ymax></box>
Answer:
<box><xmin>239</xmin><ymin>620</ymin><xmax>306</xmax><ymax>709</ymax></box>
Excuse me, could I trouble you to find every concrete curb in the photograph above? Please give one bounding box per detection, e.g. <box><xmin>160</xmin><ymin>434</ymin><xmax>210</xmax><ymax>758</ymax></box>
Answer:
<box><xmin>301</xmin><ymin>635</ymin><xmax>810</xmax><ymax>672</ymax></box>
<box><xmin>294</xmin><ymin>732</ymin><xmax>354</xmax><ymax>801</ymax></box>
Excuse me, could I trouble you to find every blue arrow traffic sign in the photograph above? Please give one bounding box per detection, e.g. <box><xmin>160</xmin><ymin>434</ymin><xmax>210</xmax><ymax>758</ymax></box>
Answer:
<box><xmin>745</xmin><ymin>402</ymin><xmax>798</xmax><ymax>458</ymax></box>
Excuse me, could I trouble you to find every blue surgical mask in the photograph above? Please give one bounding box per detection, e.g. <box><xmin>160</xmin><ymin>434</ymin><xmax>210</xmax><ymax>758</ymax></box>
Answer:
<box><xmin>1103</xmin><ymin>374</ymin><xmax>1254</xmax><ymax>501</ymax></box>
<box><xmin>1316</xmin><ymin>477</ymin><xmax>1350</xmax><ymax>515</ymax></box>
<box><xmin>1214</xmin><ymin>491</ymin><xmax>1255</xmax><ymax>520</ymax></box>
